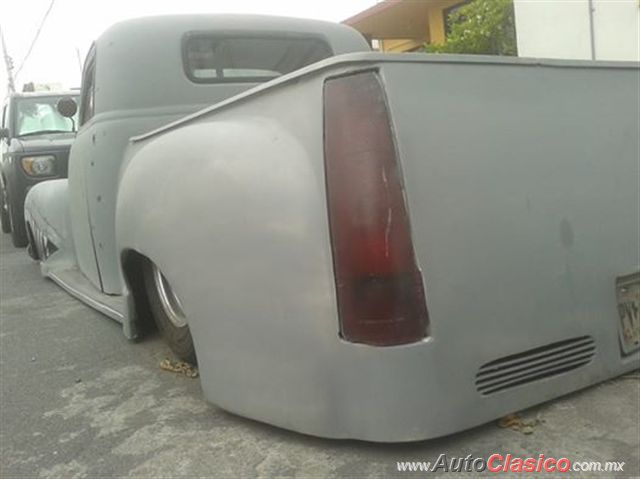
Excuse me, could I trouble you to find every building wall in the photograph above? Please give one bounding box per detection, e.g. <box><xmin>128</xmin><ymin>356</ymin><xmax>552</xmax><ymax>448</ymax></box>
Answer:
<box><xmin>381</xmin><ymin>39</ymin><xmax>424</xmax><ymax>52</ymax></box>
<box><xmin>426</xmin><ymin>3</ymin><xmax>448</xmax><ymax>46</ymax></box>
<box><xmin>592</xmin><ymin>0</ymin><xmax>640</xmax><ymax>61</ymax></box>
<box><xmin>379</xmin><ymin>0</ymin><xmax>461</xmax><ymax>53</ymax></box>
<box><xmin>514</xmin><ymin>0</ymin><xmax>640</xmax><ymax>61</ymax></box>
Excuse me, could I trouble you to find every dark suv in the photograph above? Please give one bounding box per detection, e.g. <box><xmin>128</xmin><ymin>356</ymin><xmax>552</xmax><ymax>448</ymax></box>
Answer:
<box><xmin>0</xmin><ymin>91</ymin><xmax>79</xmax><ymax>247</ymax></box>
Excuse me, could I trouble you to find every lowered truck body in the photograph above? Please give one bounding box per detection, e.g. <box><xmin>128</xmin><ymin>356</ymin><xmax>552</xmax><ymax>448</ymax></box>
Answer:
<box><xmin>24</xmin><ymin>16</ymin><xmax>639</xmax><ymax>442</ymax></box>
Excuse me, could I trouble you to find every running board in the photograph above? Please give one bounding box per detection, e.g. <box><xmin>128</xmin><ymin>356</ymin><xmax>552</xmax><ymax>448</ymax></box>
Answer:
<box><xmin>48</xmin><ymin>268</ymin><xmax>125</xmax><ymax>323</ymax></box>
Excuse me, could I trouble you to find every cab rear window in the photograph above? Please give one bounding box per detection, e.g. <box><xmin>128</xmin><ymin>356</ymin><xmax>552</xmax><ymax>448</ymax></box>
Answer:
<box><xmin>183</xmin><ymin>34</ymin><xmax>333</xmax><ymax>83</ymax></box>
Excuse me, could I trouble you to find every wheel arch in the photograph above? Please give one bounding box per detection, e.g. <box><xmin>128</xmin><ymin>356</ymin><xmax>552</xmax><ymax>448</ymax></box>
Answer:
<box><xmin>120</xmin><ymin>248</ymin><xmax>157</xmax><ymax>339</ymax></box>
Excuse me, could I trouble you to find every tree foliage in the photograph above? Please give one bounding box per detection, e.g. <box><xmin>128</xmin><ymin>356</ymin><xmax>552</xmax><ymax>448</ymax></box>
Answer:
<box><xmin>426</xmin><ymin>0</ymin><xmax>517</xmax><ymax>56</ymax></box>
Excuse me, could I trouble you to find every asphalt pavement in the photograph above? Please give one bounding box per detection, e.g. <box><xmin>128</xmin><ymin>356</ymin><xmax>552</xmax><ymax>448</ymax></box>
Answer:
<box><xmin>1</xmin><ymin>233</ymin><xmax>639</xmax><ymax>478</ymax></box>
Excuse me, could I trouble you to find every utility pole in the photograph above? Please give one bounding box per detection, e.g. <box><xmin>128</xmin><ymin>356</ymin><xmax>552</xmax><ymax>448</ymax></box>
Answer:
<box><xmin>0</xmin><ymin>25</ymin><xmax>16</xmax><ymax>93</ymax></box>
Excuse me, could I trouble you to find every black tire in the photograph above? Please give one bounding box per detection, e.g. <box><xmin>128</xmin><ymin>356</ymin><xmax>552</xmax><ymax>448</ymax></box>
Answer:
<box><xmin>8</xmin><ymin>197</ymin><xmax>28</xmax><ymax>247</ymax></box>
<box><xmin>0</xmin><ymin>183</ymin><xmax>11</xmax><ymax>234</ymax></box>
<box><xmin>143</xmin><ymin>260</ymin><xmax>196</xmax><ymax>364</ymax></box>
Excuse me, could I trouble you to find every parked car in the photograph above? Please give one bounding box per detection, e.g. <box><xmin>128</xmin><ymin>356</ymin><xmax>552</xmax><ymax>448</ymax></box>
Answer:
<box><xmin>0</xmin><ymin>91</ymin><xmax>79</xmax><ymax>246</ymax></box>
<box><xmin>24</xmin><ymin>15</ymin><xmax>639</xmax><ymax>442</ymax></box>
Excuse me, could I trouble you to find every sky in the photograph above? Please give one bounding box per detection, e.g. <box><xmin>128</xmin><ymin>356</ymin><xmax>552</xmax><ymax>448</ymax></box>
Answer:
<box><xmin>0</xmin><ymin>0</ymin><xmax>377</xmax><ymax>101</ymax></box>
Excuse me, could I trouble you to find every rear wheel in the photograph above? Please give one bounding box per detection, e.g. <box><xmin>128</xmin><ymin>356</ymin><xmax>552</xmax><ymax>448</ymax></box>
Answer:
<box><xmin>143</xmin><ymin>261</ymin><xmax>196</xmax><ymax>363</ymax></box>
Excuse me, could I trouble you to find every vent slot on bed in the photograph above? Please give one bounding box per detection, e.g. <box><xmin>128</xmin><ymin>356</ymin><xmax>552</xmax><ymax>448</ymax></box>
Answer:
<box><xmin>476</xmin><ymin>336</ymin><xmax>595</xmax><ymax>395</ymax></box>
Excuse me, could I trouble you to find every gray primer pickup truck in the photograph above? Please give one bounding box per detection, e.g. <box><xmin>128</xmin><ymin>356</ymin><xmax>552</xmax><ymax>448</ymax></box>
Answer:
<box><xmin>1</xmin><ymin>91</ymin><xmax>79</xmax><ymax>247</ymax></box>
<box><xmin>24</xmin><ymin>15</ymin><xmax>639</xmax><ymax>442</ymax></box>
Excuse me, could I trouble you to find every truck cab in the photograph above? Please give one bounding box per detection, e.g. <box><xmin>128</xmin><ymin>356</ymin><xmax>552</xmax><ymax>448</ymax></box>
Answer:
<box><xmin>23</xmin><ymin>15</ymin><xmax>369</xmax><ymax>329</ymax></box>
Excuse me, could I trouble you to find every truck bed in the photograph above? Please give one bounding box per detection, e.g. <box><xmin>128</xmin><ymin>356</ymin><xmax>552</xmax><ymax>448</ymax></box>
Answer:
<box><xmin>117</xmin><ymin>53</ymin><xmax>639</xmax><ymax>441</ymax></box>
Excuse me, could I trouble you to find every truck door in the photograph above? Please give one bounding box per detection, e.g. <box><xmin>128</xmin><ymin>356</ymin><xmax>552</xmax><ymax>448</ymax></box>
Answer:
<box><xmin>68</xmin><ymin>47</ymin><xmax>103</xmax><ymax>291</ymax></box>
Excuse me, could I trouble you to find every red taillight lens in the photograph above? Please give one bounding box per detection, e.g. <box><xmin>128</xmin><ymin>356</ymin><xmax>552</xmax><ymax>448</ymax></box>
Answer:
<box><xmin>323</xmin><ymin>71</ymin><xmax>428</xmax><ymax>346</ymax></box>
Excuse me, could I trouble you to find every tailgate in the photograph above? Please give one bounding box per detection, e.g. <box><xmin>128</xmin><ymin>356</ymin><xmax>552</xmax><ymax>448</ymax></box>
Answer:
<box><xmin>378</xmin><ymin>57</ymin><xmax>639</xmax><ymax>357</ymax></box>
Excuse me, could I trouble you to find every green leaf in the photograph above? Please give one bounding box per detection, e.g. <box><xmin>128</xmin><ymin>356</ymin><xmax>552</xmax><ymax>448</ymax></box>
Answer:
<box><xmin>425</xmin><ymin>0</ymin><xmax>517</xmax><ymax>56</ymax></box>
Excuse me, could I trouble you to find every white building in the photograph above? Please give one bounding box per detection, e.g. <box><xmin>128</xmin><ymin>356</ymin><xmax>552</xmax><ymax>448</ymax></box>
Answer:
<box><xmin>514</xmin><ymin>0</ymin><xmax>640</xmax><ymax>61</ymax></box>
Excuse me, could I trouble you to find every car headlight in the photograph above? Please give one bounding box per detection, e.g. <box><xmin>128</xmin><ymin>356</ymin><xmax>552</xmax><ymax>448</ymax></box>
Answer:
<box><xmin>21</xmin><ymin>155</ymin><xmax>56</xmax><ymax>177</ymax></box>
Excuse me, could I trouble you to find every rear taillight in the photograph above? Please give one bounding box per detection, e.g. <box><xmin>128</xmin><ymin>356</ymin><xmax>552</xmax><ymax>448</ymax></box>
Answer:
<box><xmin>323</xmin><ymin>71</ymin><xmax>428</xmax><ymax>346</ymax></box>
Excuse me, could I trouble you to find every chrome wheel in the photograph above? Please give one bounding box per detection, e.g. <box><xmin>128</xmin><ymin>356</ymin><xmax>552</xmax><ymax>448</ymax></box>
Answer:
<box><xmin>151</xmin><ymin>264</ymin><xmax>187</xmax><ymax>328</ymax></box>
